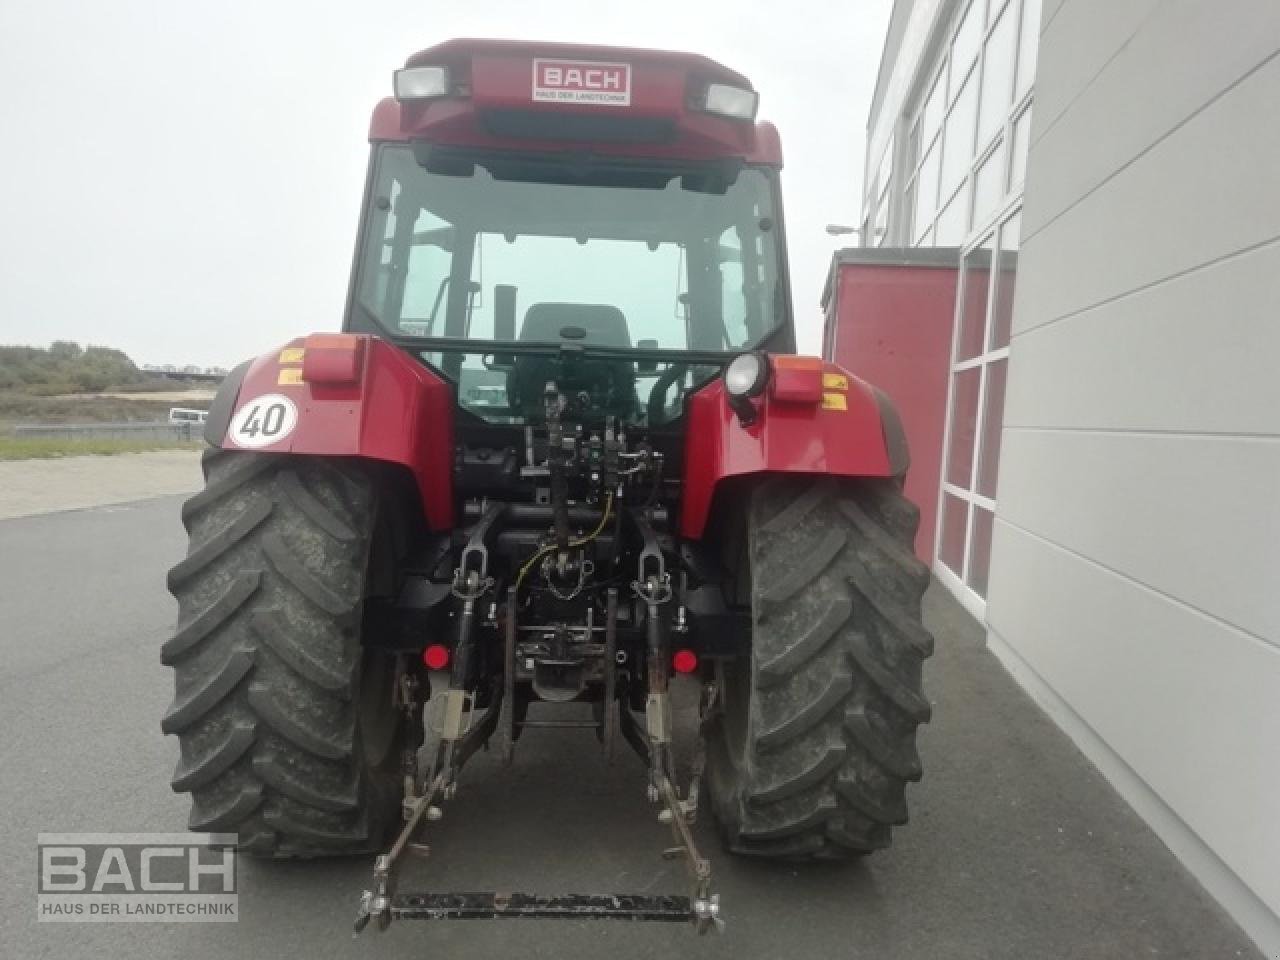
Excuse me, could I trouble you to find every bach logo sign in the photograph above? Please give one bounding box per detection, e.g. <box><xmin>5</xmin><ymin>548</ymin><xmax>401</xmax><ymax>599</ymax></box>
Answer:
<box><xmin>532</xmin><ymin>59</ymin><xmax>631</xmax><ymax>105</ymax></box>
<box><xmin>37</xmin><ymin>833</ymin><xmax>238</xmax><ymax>923</ymax></box>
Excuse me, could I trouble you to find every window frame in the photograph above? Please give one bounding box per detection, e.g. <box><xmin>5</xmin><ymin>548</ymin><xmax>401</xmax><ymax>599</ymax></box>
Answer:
<box><xmin>865</xmin><ymin>0</ymin><xmax>1043</xmax><ymax>619</ymax></box>
<box><xmin>933</xmin><ymin>203</ymin><xmax>1022</xmax><ymax>619</ymax></box>
<box><xmin>344</xmin><ymin>144</ymin><xmax>794</xmax><ymax>360</ymax></box>
<box><xmin>896</xmin><ymin>0</ymin><xmax>1039</xmax><ymax>252</ymax></box>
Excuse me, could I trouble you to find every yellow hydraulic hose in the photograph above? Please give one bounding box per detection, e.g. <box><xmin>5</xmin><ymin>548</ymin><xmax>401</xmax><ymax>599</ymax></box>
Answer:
<box><xmin>514</xmin><ymin>493</ymin><xmax>614</xmax><ymax>594</ymax></box>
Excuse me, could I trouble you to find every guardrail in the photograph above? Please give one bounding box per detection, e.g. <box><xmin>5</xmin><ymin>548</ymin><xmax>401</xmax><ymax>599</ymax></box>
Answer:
<box><xmin>11</xmin><ymin>421</ymin><xmax>202</xmax><ymax>442</ymax></box>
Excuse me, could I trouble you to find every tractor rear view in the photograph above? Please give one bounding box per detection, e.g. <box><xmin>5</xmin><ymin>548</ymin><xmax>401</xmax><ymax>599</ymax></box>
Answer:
<box><xmin>161</xmin><ymin>39</ymin><xmax>933</xmax><ymax>933</ymax></box>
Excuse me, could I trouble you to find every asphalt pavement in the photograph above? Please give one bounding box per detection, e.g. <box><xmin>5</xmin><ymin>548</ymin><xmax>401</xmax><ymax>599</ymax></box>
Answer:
<box><xmin>0</xmin><ymin>494</ymin><xmax>1264</xmax><ymax>959</ymax></box>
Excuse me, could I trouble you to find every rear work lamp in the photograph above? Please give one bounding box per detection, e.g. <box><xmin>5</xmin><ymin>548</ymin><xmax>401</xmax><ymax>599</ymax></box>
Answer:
<box><xmin>724</xmin><ymin>351</ymin><xmax>769</xmax><ymax>425</ymax></box>
<box><xmin>700</xmin><ymin>83</ymin><xmax>759</xmax><ymax>120</ymax></box>
<box><xmin>394</xmin><ymin>66</ymin><xmax>451</xmax><ymax>101</ymax></box>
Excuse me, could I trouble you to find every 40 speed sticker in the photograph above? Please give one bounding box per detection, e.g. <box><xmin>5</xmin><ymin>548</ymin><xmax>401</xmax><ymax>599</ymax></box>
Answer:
<box><xmin>227</xmin><ymin>394</ymin><xmax>298</xmax><ymax>449</ymax></box>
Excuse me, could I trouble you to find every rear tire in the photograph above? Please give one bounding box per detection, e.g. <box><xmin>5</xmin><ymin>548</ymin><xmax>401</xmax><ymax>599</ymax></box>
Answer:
<box><xmin>162</xmin><ymin>449</ymin><xmax>406</xmax><ymax>858</ymax></box>
<box><xmin>706</xmin><ymin>475</ymin><xmax>934</xmax><ymax>859</ymax></box>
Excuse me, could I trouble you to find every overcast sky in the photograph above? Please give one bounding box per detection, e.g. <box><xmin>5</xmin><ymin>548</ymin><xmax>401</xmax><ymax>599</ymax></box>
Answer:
<box><xmin>0</xmin><ymin>0</ymin><xmax>890</xmax><ymax>366</ymax></box>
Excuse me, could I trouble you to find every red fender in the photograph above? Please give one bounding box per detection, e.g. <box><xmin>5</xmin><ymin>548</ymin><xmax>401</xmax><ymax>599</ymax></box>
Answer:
<box><xmin>214</xmin><ymin>335</ymin><xmax>455</xmax><ymax>531</ymax></box>
<box><xmin>211</xmin><ymin>341</ymin><xmax>900</xmax><ymax>540</ymax></box>
<box><xmin>678</xmin><ymin>356</ymin><xmax>906</xmax><ymax>539</ymax></box>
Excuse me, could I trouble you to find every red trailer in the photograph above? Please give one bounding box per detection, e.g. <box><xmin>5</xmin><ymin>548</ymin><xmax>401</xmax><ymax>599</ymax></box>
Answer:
<box><xmin>821</xmin><ymin>248</ymin><xmax>960</xmax><ymax>562</ymax></box>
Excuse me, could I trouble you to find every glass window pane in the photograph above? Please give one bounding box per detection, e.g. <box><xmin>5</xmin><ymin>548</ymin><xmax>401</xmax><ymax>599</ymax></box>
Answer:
<box><xmin>940</xmin><ymin>493</ymin><xmax>969</xmax><ymax>574</ymax></box>
<box><xmin>1015</xmin><ymin>0</ymin><xmax>1042</xmax><ymax>98</ymax></box>
<box><xmin>972</xmin><ymin>138</ymin><xmax>1007</xmax><ymax>228</ymax></box>
<box><xmin>914</xmin><ymin>140</ymin><xmax>941</xmax><ymax>239</ymax></box>
<box><xmin>903</xmin><ymin>176</ymin><xmax>917</xmax><ymax>243</ymax></box>
<box><xmin>950</xmin><ymin>0</ymin><xmax>985</xmax><ymax>98</ymax></box>
<box><xmin>718</xmin><ymin>228</ymin><xmax>748</xmax><ymax>346</ymax></box>
<box><xmin>363</xmin><ymin>146</ymin><xmax>781</xmax><ymax>359</ymax></box>
<box><xmin>923</xmin><ymin>69</ymin><xmax>946</xmax><ymax>139</ymax></box>
<box><xmin>956</xmin><ymin>235</ymin><xmax>993</xmax><ymax>361</ymax></box>
<box><xmin>967</xmin><ymin>506</ymin><xmax>995</xmax><ymax>597</ymax></box>
<box><xmin>1010</xmin><ymin>105</ymin><xmax>1032</xmax><ymax>188</ymax></box>
<box><xmin>946</xmin><ymin>367</ymin><xmax>981</xmax><ymax>488</ymax></box>
<box><xmin>941</xmin><ymin>74</ymin><xmax>978</xmax><ymax>196</ymax></box>
<box><xmin>977</xmin><ymin>2</ymin><xmax>1017</xmax><ymax>147</ymax></box>
<box><xmin>874</xmin><ymin>185</ymin><xmax>891</xmax><ymax>245</ymax></box>
<box><xmin>878</xmin><ymin>134</ymin><xmax>894</xmax><ymax>194</ymax></box>
<box><xmin>989</xmin><ymin>212</ymin><xmax>1020</xmax><ymax>348</ymax></box>
<box><xmin>936</xmin><ymin>187</ymin><xmax>968</xmax><ymax>245</ymax></box>
<box><xmin>398</xmin><ymin>210</ymin><xmax>455</xmax><ymax>333</ymax></box>
<box><xmin>977</xmin><ymin>358</ymin><xmax>1007</xmax><ymax>498</ymax></box>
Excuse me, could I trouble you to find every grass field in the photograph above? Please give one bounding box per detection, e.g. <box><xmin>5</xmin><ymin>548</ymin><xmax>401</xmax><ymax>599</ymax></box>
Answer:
<box><xmin>0</xmin><ymin>435</ymin><xmax>201</xmax><ymax>461</ymax></box>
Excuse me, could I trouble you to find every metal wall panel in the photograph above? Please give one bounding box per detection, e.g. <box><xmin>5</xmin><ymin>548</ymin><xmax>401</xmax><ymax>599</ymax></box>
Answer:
<box><xmin>987</xmin><ymin>522</ymin><xmax>1280</xmax><ymax>932</ymax></box>
<box><xmin>1015</xmin><ymin>53</ymin><xmax>1280</xmax><ymax>334</ymax></box>
<box><xmin>1002</xmin><ymin>241</ymin><xmax>1280</xmax><ymax>435</ymax></box>
<box><xmin>1027</xmin><ymin>1</ymin><xmax>1280</xmax><ymax>236</ymax></box>
<box><xmin>989</xmin><ymin>1</ymin><xmax>1280</xmax><ymax>950</ymax></box>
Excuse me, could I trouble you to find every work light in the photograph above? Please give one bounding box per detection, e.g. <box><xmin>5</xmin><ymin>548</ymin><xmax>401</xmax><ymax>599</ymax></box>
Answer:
<box><xmin>394</xmin><ymin>66</ymin><xmax>451</xmax><ymax>101</ymax></box>
<box><xmin>724</xmin><ymin>352</ymin><xmax>768</xmax><ymax>398</ymax></box>
<box><xmin>724</xmin><ymin>352</ymin><xmax>769</xmax><ymax>424</ymax></box>
<box><xmin>701</xmin><ymin>83</ymin><xmax>760</xmax><ymax>121</ymax></box>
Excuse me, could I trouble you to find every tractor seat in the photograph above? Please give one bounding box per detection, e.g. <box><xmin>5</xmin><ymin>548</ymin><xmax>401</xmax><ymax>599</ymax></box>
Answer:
<box><xmin>519</xmin><ymin>302</ymin><xmax>631</xmax><ymax>348</ymax></box>
<box><xmin>508</xmin><ymin>302</ymin><xmax>636</xmax><ymax>420</ymax></box>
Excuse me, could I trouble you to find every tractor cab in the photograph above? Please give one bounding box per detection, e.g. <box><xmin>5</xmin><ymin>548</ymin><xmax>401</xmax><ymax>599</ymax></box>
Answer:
<box><xmin>344</xmin><ymin>39</ymin><xmax>793</xmax><ymax>429</ymax></box>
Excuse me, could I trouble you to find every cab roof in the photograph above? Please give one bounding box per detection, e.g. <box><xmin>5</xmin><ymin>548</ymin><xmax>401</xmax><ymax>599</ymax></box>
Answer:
<box><xmin>369</xmin><ymin>38</ymin><xmax>783</xmax><ymax>167</ymax></box>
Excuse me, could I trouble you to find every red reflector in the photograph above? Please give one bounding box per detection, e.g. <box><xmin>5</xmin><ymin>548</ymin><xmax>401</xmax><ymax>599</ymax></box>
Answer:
<box><xmin>672</xmin><ymin>649</ymin><xmax>699</xmax><ymax>674</ymax></box>
<box><xmin>423</xmin><ymin>644</ymin><xmax>450</xmax><ymax>670</ymax></box>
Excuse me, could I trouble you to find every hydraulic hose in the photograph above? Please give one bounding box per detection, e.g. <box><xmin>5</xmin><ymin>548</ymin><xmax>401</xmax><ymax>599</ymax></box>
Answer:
<box><xmin>515</xmin><ymin>493</ymin><xmax>614</xmax><ymax>595</ymax></box>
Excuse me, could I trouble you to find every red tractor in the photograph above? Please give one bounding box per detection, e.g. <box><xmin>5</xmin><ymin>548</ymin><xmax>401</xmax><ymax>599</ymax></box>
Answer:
<box><xmin>162</xmin><ymin>39</ymin><xmax>933</xmax><ymax>933</ymax></box>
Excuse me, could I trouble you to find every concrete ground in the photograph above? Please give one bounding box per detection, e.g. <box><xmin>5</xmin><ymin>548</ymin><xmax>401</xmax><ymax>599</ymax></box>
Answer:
<box><xmin>0</xmin><ymin>449</ymin><xmax>202</xmax><ymax>519</ymax></box>
<box><xmin>0</xmin><ymin>492</ymin><xmax>1264</xmax><ymax>959</ymax></box>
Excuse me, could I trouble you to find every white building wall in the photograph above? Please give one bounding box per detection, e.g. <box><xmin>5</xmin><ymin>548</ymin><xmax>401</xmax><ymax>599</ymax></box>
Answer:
<box><xmin>987</xmin><ymin>0</ymin><xmax>1280</xmax><ymax>952</ymax></box>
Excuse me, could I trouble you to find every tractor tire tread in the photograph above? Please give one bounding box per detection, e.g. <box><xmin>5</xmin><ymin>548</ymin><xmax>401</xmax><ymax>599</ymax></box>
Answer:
<box><xmin>708</xmin><ymin>476</ymin><xmax>934</xmax><ymax>860</ymax></box>
<box><xmin>163</xmin><ymin>451</ymin><xmax>398</xmax><ymax>859</ymax></box>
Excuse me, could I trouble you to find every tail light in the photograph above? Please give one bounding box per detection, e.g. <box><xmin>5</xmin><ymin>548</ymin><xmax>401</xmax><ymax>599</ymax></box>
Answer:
<box><xmin>302</xmin><ymin>333</ymin><xmax>365</xmax><ymax>385</ymax></box>
<box><xmin>769</xmin><ymin>355</ymin><xmax>824</xmax><ymax>405</ymax></box>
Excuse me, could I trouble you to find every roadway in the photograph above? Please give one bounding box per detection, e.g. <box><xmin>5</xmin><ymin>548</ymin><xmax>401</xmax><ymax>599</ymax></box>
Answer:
<box><xmin>0</xmin><ymin>493</ymin><xmax>1262</xmax><ymax>959</ymax></box>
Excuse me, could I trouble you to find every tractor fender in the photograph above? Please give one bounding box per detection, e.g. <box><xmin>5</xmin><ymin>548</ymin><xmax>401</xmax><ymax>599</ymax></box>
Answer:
<box><xmin>202</xmin><ymin>359</ymin><xmax>251</xmax><ymax>446</ymax></box>
<box><xmin>205</xmin><ymin>334</ymin><xmax>455</xmax><ymax>530</ymax></box>
<box><xmin>678</xmin><ymin>360</ymin><xmax>908</xmax><ymax>540</ymax></box>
